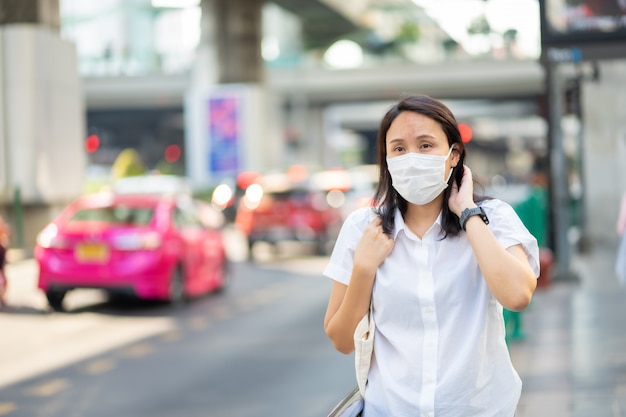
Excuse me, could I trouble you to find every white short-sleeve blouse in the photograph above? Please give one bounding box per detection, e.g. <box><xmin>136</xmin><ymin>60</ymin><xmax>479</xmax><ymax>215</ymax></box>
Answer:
<box><xmin>323</xmin><ymin>198</ymin><xmax>539</xmax><ymax>417</ymax></box>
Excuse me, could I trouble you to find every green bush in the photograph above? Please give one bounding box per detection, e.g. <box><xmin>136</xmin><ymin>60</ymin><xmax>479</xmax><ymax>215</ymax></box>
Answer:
<box><xmin>111</xmin><ymin>148</ymin><xmax>147</xmax><ymax>180</ymax></box>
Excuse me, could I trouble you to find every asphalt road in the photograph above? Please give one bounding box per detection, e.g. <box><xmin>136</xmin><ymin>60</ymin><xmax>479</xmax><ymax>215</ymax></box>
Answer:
<box><xmin>0</xmin><ymin>253</ymin><xmax>355</xmax><ymax>417</ymax></box>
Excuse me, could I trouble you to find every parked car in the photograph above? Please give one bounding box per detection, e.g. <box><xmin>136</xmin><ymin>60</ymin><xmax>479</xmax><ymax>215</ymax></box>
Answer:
<box><xmin>35</xmin><ymin>192</ymin><xmax>229</xmax><ymax>311</ymax></box>
<box><xmin>234</xmin><ymin>171</ymin><xmax>343</xmax><ymax>257</ymax></box>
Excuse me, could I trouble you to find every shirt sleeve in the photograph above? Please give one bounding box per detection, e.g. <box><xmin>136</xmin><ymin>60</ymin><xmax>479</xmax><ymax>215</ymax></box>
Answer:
<box><xmin>323</xmin><ymin>207</ymin><xmax>373</xmax><ymax>285</ymax></box>
<box><xmin>481</xmin><ymin>199</ymin><xmax>541</xmax><ymax>278</ymax></box>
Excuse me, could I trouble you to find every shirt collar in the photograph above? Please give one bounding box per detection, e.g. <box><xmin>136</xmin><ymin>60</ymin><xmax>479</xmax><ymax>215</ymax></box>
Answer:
<box><xmin>392</xmin><ymin>208</ymin><xmax>444</xmax><ymax>240</ymax></box>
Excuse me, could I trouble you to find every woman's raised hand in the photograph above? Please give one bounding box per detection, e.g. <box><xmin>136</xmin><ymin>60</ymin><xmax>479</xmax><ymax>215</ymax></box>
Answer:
<box><xmin>449</xmin><ymin>165</ymin><xmax>476</xmax><ymax>217</ymax></box>
<box><xmin>354</xmin><ymin>216</ymin><xmax>394</xmax><ymax>272</ymax></box>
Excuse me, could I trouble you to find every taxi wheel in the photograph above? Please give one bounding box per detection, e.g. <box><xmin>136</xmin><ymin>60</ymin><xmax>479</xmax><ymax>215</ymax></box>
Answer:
<box><xmin>168</xmin><ymin>266</ymin><xmax>186</xmax><ymax>306</ymax></box>
<box><xmin>46</xmin><ymin>290</ymin><xmax>66</xmax><ymax>312</ymax></box>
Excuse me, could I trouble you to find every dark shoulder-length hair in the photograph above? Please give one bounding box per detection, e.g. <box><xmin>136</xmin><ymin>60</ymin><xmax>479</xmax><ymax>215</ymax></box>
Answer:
<box><xmin>372</xmin><ymin>95</ymin><xmax>486</xmax><ymax>239</ymax></box>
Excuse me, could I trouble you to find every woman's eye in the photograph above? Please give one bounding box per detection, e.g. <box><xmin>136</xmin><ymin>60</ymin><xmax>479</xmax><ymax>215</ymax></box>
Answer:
<box><xmin>393</xmin><ymin>146</ymin><xmax>404</xmax><ymax>152</ymax></box>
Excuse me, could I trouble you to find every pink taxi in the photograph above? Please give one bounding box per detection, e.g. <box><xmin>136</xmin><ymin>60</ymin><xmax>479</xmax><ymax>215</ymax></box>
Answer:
<box><xmin>35</xmin><ymin>192</ymin><xmax>229</xmax><ymax>311</ymax></box>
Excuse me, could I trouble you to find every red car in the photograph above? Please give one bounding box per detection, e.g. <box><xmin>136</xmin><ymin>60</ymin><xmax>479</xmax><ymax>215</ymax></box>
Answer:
<box><xmin>35</xmin><ymin>192</ymin><xmax>229</xmax><ymax>311</ymax></box>
<box><xmin>234</xmin><ymin>172</ymin><xmax>343</xmax><ymax>257</ymax></box>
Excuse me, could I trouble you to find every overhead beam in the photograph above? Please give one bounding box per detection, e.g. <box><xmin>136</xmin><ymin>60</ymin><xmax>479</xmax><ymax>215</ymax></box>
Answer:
<box><xmin>269</xmin><ymin>0</ymin><xmax>359</xmax><ymax>49</ymax></box>
<box><xmin>83</xmin><ymin>60</ymin><xmax>544</xmax><ymax>110</ymax></box>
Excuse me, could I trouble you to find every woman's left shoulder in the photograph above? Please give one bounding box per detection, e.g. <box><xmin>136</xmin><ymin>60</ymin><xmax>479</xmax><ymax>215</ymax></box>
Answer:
<box><xmin>478</xmin><ymin>198</ymin><xmax>515</xmax><ymax>214</ymax></box>
<box><xmin>477</xmin><ymin>198</ymin><xmax>522</xmax><ymax>225</ymax></box>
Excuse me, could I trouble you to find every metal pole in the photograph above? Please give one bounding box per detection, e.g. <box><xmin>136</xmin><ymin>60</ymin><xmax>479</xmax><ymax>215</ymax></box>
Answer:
<box><xmin>12</xmin><ymin>186</ymin><xmax>23</xmax><ymax>248</ymax></box>
<box><xmin>546</xmin><ymin>60</ymin><xmax>572</xmax><ymax>278</ymax></box>
<box><xmin>0</xmin><ymin>27</ymin><xmax>7</xmax><ymax>199</ymax></box>
<box><xmin>571</xmin><ymin>74</ymin><xmax>589</xmax><ymax>253</ymax></box>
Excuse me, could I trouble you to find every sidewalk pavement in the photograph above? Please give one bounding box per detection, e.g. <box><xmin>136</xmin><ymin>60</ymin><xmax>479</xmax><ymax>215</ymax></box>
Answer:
<box><xmin>511</xmin><ymin>243</ymin><xmax>626</xmax><ymax>417</ymax></box>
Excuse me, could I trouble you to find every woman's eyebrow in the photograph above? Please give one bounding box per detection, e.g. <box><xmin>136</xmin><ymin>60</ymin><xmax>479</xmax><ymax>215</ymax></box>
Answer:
<box><xmin>415</xmin><ymin>134</ymin><xmax>438</xmax><ymax>140</ymax></box>
<box><xmin>388</xmin><ymin>134</ymin><xmax>439</xmax><ymax>144</ymax></box>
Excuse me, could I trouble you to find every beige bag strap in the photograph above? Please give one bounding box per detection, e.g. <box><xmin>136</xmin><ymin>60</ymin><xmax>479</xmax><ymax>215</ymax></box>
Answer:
<box><xmin>354</xmin><ymin>299</ymin><xmax>374</xmax><ymax>394</ymax></box>
<box><xmin>353</xmin><ymin>208</ymin><xmax>379</xmax><ymax>394</ymax></box>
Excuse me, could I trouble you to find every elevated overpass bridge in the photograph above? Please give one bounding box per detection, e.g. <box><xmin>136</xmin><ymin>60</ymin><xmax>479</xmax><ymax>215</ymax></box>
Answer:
<box><xmin>84</xmin><ymin>59</ymin><xmax>544</xmax><ymax>110</ymax></box>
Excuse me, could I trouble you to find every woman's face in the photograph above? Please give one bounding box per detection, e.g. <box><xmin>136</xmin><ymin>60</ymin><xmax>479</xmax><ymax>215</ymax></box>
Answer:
<box><xmin>386</xmin><ymin>111</ymin><xmax>460</xmax><ymax>172</ymax></box>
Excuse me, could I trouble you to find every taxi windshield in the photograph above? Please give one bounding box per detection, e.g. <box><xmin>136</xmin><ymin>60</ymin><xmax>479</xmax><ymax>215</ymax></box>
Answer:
<box><xmin>70</xmin><ymin>206</ymin><xmax>154</xmax><ymax>226</ymax></box>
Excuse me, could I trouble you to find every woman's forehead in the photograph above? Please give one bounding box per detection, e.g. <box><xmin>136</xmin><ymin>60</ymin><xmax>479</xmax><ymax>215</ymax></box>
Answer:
<box><xmin>386</xmin><ymin>112</ymin><xmax>446</xmax><ymax>141</ymax></box>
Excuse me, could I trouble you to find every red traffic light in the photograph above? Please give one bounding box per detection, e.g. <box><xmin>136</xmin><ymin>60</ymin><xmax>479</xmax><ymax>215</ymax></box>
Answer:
<box><xmin>85</xmin><ymin>134</ymin><xmax>100</xmax><ymax>153</ymax></box>
<box><xmin>458</xmin><ymin>123</ymin><xmax>472</xmax><ymax>143</ymax></box>
<box><xmin>164</xmin><ymin>144</ymin><xmax>181</xmax><ymax>163</ymax></box>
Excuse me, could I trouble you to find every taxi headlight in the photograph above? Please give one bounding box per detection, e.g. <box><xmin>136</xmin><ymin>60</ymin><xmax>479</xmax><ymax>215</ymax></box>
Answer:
<box><xmin>244</xmin><ymin>184</ymin><xmax>264</xmax><ymax>210</ymax></box>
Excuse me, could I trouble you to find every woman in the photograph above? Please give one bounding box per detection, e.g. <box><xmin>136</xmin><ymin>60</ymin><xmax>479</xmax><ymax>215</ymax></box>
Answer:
<box><xmin>323</xmin><ymin>95</ymin><xmax>539</xmax><ymax>416</ymax></box>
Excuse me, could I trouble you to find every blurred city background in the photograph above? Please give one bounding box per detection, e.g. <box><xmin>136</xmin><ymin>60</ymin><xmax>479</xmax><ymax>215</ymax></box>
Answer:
<box><xmin>0</xmin><ymin>0</ymin><xmax>626</xmax><ymax>416</ymax></box>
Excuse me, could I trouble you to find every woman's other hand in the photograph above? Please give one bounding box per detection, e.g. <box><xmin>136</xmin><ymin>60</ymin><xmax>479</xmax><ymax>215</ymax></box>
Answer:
<box><xmin>449</xmin><ymin>165</ymin><xmax>476</xmax><ymax>217</ymax></box>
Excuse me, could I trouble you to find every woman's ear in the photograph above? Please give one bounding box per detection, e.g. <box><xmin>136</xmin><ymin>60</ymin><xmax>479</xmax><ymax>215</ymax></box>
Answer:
<box><xmin>451</xmin><ymin>147</ymin><xmax>462</xmax><ymax>168</ymax></box>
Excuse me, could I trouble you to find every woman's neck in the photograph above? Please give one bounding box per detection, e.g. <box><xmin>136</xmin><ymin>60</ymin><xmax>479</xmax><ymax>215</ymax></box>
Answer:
<box><xmin>403</xmin><ymin>198</ymin><xmax>443</xmax><ymax>239</ymax></box>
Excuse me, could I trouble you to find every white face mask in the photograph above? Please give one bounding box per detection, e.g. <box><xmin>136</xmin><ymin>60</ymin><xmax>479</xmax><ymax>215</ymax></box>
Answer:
<box><xmin>386</xmin><ymin>147</ymin><xmax>454</xmax><ymax>205</ymax></box>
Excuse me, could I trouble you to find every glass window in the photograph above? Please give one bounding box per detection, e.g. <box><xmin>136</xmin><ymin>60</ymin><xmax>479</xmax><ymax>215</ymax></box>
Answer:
<box><xmin>173</xmin><ymin>206</ymin><xmax>203</xmax><ymax>228</ymax></box>
<box><xmin>70</xmin><ymin>206</ymin><xmax>154</xmax><ymax>226</ymax></box>
<box><xmin>60</xmin><ymin>0</ymin><xmax>201</xmax><ymax>76</ymax></box>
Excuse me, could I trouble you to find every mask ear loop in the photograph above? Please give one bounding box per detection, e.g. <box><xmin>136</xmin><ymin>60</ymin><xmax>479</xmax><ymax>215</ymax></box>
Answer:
<box><xmin>445</xmin><ymin>167</ymin><xmax>454</xmax><ymax>183</ymax></box>
<box><xmin>448</xmin><ymin>145</ymin><xmax>466</xmax><ymax>187</ymax></box>
<box><xmin>445</xmin><ymin>145</ymin><xmax>456</xmax><ymax>182</ymax></box>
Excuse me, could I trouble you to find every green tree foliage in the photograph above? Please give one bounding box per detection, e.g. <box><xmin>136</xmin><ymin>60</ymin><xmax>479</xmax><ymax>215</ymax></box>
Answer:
<box><xmin>154</xmin><ymin>159</ymin><xmax>183</xmax><ymax>176</ymax></box>
<box><xmin>111</xmin><ymin>148</ymin><xmax>146</xmax><ymax>180</ymax></box>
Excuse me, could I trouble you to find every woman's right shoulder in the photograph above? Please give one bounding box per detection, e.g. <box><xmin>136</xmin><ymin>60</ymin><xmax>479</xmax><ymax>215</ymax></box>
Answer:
<box><xmin>329</xmin><ymin>207</ymin><xmax>377</xmax><ymax>258</ymax></box>
<box><xmin>343</xmin><ymin>206</ymin><xmax>378</xmax><ymax>230</ymax></box>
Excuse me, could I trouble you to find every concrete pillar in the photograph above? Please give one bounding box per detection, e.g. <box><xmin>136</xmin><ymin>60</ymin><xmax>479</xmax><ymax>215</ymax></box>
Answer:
<box><xmin>0</xmin><ymin>0</ymin><xmax>60</xmax><ymax>30</ymax></box>
<box><xmin>186</xmin><ymin>0</ymin><xmax>277</xmax><ymax>189</ymax></box>
<box><xmin>213</xmin><ymin>0</ymin><xmax>264</xmax><ymax>84</ymax></box>
<box><xmin>0</xmin><ymin>0</ymin><xmax>85</xmax><ymax>248</ymax></box>
<box><xmin>194</xmin><ymin>0</ymin><xmax>264</xmax><ymax>86</ymax></box>
<box><xmin>581</xmin><ymin>60</ymin><xmax>626</xmax><ymax>246</ymax></box>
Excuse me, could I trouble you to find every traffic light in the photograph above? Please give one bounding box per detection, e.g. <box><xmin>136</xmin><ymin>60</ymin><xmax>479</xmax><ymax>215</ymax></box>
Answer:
<box><xmin>458</xmin><ymin>123</ymin><xmax>473</xmax><ymax>143</ymax></box>
<box><xmin>85</xmin><ymin>134</ymin><xmax>100</xmax><ymax>153</ymax></box>
<box><xmin>164</xmin><ymin>144</ymin><xmax>181</xmax><ymax>163</ymax></box>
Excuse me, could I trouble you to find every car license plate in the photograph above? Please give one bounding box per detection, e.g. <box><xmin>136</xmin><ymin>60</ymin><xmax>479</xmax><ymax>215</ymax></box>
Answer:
<box><xmin>76</xmin><ymin>243</ymin><xmax>109</xmax><ymax>263</ymax></box>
